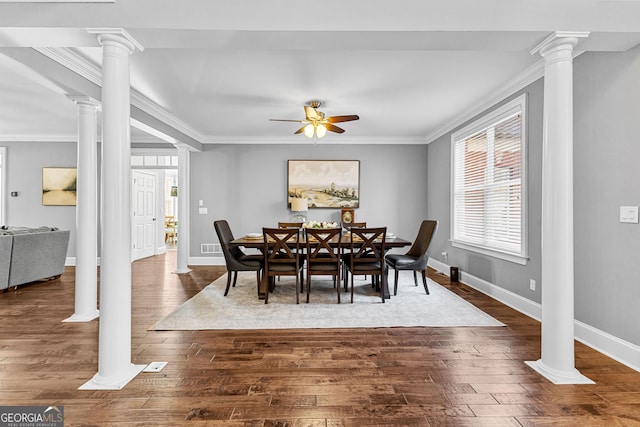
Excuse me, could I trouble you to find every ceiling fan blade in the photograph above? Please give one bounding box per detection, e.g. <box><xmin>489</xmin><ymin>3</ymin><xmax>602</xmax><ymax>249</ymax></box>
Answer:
<box><xmin>304</xmin><ymin>105</ymin><xmax>320</xmax><ymax>120</ymax></box>
<box><xmin>294</xmin><ymin>126</ymin><xmax>307</xmax><ymax>134</ymax></box>
<box><xmin>325</xmin><ymin>123</ymin><xmax>345</xmax><ymax>134</ymax></box>
<box><xmin>270</xmin><ymin>119</ymin><xmax>305</xmax><ymax>123</ymax></box>
<box><xmin>326</xmin><ymin>115</ymin><xmax>359</xmax><ymax>123</ymax></box>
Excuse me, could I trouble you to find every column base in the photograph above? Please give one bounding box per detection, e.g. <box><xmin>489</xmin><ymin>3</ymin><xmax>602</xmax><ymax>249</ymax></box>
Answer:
<box><xmin>525</xmin><ymin>359</ymin><xmax>594</xmax><ymax>384</ymax></box>
<box><xmin>63</xmin><ymin>310</ymin><xmax>99</xmax><ymax>322</ymax></box>
<box><xmin>79</xmin><ymin>364</ymin><xmax>146</xmax><ymax>390</ymax></box>
<box><xmin>174</xmin><ymin>268</ymin><xmax>192</xmax><ymax>274</ymax></box>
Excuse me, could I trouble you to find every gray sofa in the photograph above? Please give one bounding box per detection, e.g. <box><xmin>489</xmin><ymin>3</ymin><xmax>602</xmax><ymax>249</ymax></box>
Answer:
<box><xmin>0</xmin><ymin>226</ymin><xmax>70</xmax><ymax>291</ymax></box>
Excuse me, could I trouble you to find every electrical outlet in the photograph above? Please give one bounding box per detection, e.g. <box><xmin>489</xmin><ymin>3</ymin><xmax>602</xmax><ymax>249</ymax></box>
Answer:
<box><xmin>529</xmin><ymin>279</ymin><xmax>536</xmax><ymax>291</ymax></box>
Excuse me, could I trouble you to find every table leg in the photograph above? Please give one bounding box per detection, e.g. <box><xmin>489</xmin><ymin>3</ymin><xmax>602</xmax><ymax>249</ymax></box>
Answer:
<box><xmin>258</xmin><ymin>274</ymin><xmax>275</xmax><ymax>300</ymax></box>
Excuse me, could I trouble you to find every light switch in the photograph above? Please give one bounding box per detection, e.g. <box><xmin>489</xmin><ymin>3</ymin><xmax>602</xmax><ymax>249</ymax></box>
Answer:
<box><xmin>199</xmin><ymin>200</ymin><xmax>204</xmax><ymax>206</ymax></box>
<box><xmin>198</xmin><ymin>207</ymin><xmax>208</xmax><ymax>215</ymax></box>
<box><xmin>620</xmin><ymin>206</ymin><xmax>639</xmax><ymax>223</ymax></box>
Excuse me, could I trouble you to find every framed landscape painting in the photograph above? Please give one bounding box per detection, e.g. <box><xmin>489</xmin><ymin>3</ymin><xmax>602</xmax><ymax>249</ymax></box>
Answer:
<box><xmin>287</xmin><ymin>160</ymin><xmax>360</xmax><ymax>208</ymax></box>
<box><xmin>42</xmin><ymin>167</ymin><xmax>77</xmax><ymax>206</ymax></box>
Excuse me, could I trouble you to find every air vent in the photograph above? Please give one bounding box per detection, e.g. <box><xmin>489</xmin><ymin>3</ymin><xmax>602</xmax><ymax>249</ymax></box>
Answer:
<box><xmin>201</xmin><ymin>243</ymin><xmax>221</xmax><ymax>254</ymax></box>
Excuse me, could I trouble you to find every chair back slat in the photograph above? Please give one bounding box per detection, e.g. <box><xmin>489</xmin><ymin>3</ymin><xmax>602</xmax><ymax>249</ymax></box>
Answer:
<box><xmin>305</xmin><ymin>228</ymin><xmax>341</xmax><ymax>263</ymax></box>
<box><xmin>349</xmin><ymin>227</ymin><xmax>386</xmax><ymax>262</ymax></box>
<box><xmin>263</xmin><ymin>227</ymin><xmax>300</xmax><ymax>265</ymax></box>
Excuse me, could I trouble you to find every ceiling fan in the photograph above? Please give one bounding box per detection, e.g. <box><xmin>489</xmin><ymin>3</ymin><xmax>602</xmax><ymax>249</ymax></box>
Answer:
<box><xmin>270</xmin><ymin>101</ymin><xmax>359</xmax><ymax>139</ymax></box>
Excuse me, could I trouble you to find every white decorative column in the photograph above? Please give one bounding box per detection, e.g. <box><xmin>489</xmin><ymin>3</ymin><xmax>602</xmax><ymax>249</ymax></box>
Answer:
<box><xmin>526</xmin><ymin>32</ymin><xmax>593</xmax><ymax>384</ymax></box>
<box><xmin>80</xmin><ymin>29</ymin><xmax>145</xmax><ymax>390</ymax></box>
<box><xmin>175</xmin><ymin>144</ymin><xmax>191</xmax><ymax>274</ymax></box>
<box><xmin>64</xmin><ymin>96</ymin><xmax>100</xmax><ymax>323</ymax></box>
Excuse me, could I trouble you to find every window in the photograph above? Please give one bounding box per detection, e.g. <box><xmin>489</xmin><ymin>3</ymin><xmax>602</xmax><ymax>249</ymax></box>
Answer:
<box><xmin>451</xmin><ymin>94</ymin><xmax>527</xmax><ymax>264</ymax></box>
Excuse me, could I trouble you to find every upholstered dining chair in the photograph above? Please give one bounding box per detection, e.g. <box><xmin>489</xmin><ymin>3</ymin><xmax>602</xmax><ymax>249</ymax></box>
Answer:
<box><xmin>385</xmin><ymin>219</ymin><xmax>438</xmax><ymax>296</ymax></box>
<box><xmin>213</xmin><ymin>220</ymin><xmax>264</xmax><ymax>296</ymax></box>
<box><xmin>304</xmin><ymin>227</ymin><xmax>342</xmax><ymax>303</ymax></box>
<box><xmin>263</xmin><ymin>227</ymin><xmax>305</xmax><ymax>304</ymax></box>
<box><xmin>342</xmin><ymin>227</ymin><xmax>387</xmax><ymax>303</ymax></box>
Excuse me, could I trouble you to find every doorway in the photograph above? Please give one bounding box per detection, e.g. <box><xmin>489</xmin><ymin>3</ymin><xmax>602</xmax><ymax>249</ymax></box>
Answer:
<box><xmin>132</xmin><ymin>170</ymin><xmax>157</xmax><ymax>260</ymax></box>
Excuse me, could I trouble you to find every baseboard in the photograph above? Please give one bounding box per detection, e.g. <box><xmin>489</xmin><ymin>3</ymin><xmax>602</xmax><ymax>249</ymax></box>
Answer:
<box><xmin>574</xmin><ymin>320</ymin><xmax>640</xmax><ymax>373</ymax></box>
<box><xmin>427</xmin><ymin>258</ymin><xmax>640</xmax><ymax>373</ymax></box>
<box><xmin>65</xmin><ymin>257</ymin><xmax>101</xmax><ymax>267</ymax></box>
<box><xmin>188</xmin><ymin>256</ymin><xmax>225</xmax><ymax>266</ymax></box>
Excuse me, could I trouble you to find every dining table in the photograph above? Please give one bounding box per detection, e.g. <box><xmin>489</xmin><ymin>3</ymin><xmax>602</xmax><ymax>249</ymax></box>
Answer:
<box><xmin>229</xmin><ymin>231</ymin><xmax>411</xmax><ymax>300</ymax></box>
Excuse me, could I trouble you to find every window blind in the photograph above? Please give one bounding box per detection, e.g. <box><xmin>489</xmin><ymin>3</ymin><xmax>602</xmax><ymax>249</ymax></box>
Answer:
<box><xmin>452</xmin><ymin>103</ymin><xmax>525</xmax><ymax>259</ymax></box>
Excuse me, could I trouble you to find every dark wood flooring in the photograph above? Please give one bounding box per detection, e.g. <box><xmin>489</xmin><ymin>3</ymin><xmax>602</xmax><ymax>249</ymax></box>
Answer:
<box><xmin>1</xmin><ymin>253</ymin><xmax>639</xmax><ymax>426</ymax></box>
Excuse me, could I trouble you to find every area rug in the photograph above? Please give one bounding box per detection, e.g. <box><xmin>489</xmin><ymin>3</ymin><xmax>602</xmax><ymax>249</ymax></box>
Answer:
<box><xmin>151</xmin><ymin>271</ymin><xmax>504</xmax><ymax>330</ymax></box>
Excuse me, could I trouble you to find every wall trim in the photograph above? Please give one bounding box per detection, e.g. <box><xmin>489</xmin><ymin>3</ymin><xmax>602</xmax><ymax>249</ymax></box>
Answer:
<box><xmin>424</xmin><ymin>60</ymin><xmax>544</xmax><ymax>144</ymax></box>
<box><xmin>427</xmin><ymin>258</ymin><xmax>640</xmax><ymax>373</ymax></box>
<box><xmin>189</xmin><ymin>256</ymin><xmax>225</xmax><ymax>266</ymax></box>
<box><xmin>66</xmin><ymin>257</ymin><xmax>101</xmax><ymax>267</ymax></box>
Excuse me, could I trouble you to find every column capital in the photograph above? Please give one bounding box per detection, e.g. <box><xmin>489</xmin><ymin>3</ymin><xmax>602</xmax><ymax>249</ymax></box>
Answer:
<box><xmin>67</xmin><ymin>95</ymin><xmax>101</xmax><ymax>109</ymax></box>
<box><xmin>87</xmin><ymin>28</ymin><xmax>144</xmax><ymax>54</ymax></box>
<box><xmin>530</xmin><ymin>31</ymin><xmax>590</xmax><ymax>57</ymax></box>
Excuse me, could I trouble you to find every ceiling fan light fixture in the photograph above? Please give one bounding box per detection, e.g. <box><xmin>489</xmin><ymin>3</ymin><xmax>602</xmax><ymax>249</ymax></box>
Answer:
<box><xmin>316</xmin><ymin>124</ymin><xmax>327</xmax><ymax>138</ymax></box>
<box><xmin>304</xmin><ymin>124</ymin><xmax>315</xmax><ymax>138</ymax></box>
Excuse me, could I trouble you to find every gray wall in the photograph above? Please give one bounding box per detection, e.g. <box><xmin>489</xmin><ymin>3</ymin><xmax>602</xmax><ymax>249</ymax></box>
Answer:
<box><xmin>190</xmin><ymin>144</ymin><xmax>428</xmax><ymax>258</ymax></box>
<box><xmin>426</xmin><ymin>79</ymin><xmax>545</xmax><ymax>302</ymax></box>
<box><xmin>426</xmin><ymin>46</ymin><xmax>640</xmax><ymax>347</ymax></box>
<box><xmin>4</xmin><ymin>141</ymin><xmax>77</xmax><ymax>256</ymax></box>
<box><xmin>573</xmin><ymin>46</ymin><xmax>640</xmax><ymax>345</ymax></box>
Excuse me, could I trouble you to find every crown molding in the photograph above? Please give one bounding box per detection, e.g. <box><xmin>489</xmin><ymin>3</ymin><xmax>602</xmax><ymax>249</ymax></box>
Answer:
<box><xmin>35</xmin><ymin>47</ymin><xmax>102</xmax><ymax>85</ymax></box>
<box><xmin>424</xmin><ymin>59</ymin><xmax>545</xmax><ymax>144</ymax></box>
<box><xmin>33</xmin><ymin>47</ymin><xmax>206</xmax><ymax>145</ymax></box>
<box><xmin>0</xmin><ymin>134</ymin><xmax>77</xmax><ymax>142</ymax></box>
<box><xmin>202</xmin><ymin>135</ymin><xmax>428</xmax><ymax>145</ymax></box>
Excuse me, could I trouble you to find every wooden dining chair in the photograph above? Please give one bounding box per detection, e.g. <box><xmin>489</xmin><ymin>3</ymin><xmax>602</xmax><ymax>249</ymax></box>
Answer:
<box><xmin>304</xmin><ymin>227</ymin><xmax>342</xmax><ymax>303</ymax></box>
<box><xmin>343</xmin><ymin>227</ymin><xmax>387</xmax><ymax>303</ymax></box>
<box><xmin>276</xmin><ymin>222</ymin><xmax>303</xmax><ymax>285</ymax></box>
<box><xmin>341</xmin><ymin>221</ymin><xmax>366</xmax><ymax>289</ymax></box>
<box><xmin>262</xmin><ymin>227</ymin><xmax>304</xmax><ymax>304</ymax></box>
<box><xmin>341</xmin><ymin>221</ymin><xmax>366</xmax><ymax>231</ymax></box>
<box><xmin>278</xmin><ymin>222</ymin><xmax>303</xmax><ymax>229</ymax></box>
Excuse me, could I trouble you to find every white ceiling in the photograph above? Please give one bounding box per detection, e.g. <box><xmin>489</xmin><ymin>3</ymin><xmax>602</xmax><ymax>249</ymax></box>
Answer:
<box><xmin>1</xmin><ymin>0</ymin><xmax>639</xmax><ymax>147</ymax></box>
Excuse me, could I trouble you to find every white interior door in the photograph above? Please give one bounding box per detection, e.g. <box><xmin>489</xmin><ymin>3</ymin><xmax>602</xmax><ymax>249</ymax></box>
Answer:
<box><xmin>132</xmin><ymin>170</ymin><xmax>157</xmax><ymax>260</ymax></box>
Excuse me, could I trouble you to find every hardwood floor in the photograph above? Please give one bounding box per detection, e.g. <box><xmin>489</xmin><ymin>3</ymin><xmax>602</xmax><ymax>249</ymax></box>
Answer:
<box><xmin>1</xmin><ymin>253</ymin><xmax>639</xmax><ymax>426</ymax></box>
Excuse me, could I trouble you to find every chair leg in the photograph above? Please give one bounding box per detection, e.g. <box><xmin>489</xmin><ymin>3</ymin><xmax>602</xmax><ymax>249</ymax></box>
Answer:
<box><xmin>306</xmin><ymin>271</ymin><xmax>311</xmax><ymax>303</ymax></box>
<box><xmin>422</xmin><ymin>270</ymin><xmax>430</xmax><ymax>295</ymax></box>
<box><xmin>336</xmin><ymin>272</ymin><xmax>341</xmax><ymax>304</ymax></box>
<box><xmin>256</xmin><ymin>270</ymin><xmax>261</xmax><ymax>295</ymax></box>
<box><xmin>394</xmin><ymin>268</ymin><xmax>399</xmax><ymax>296</ymax></box>
<box><xmin>349</xmin><ymin>272</ymin><xmax>354</xmax><ymax>303</ymax></box>
<box><xmin>232</xmin><ymin>271</ymin><xmax>239</xmax><ymax>288</ymax></box>
<box><xmin>413</xmin><ymin>270</ymin><xmax>418</xmax><ymax>286</ymax></box>
<box><xmin>224</xmin><ymin>271</ymin><xmax>233</xmax><ymax>296</ymax></box>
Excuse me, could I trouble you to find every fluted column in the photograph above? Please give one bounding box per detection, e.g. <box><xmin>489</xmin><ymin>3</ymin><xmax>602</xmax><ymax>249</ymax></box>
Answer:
<box><xmin>80</xmin><ymin>29</ymin><xmax>145</xmax><ymax>390</ymax></box>
<box><xmin>175</xmin><ymin>145</ymin><xmax>191</xmax><ymax>274</ymax></box>
<box><xmin>526</xmin><ymin>32</ymin><xmax>593</xmax><ymax>384</ymax></box>
<box><xmin>64</xmin><ymin>96</ymin><xmax>100</xmax><ymax>323</ymax></box>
